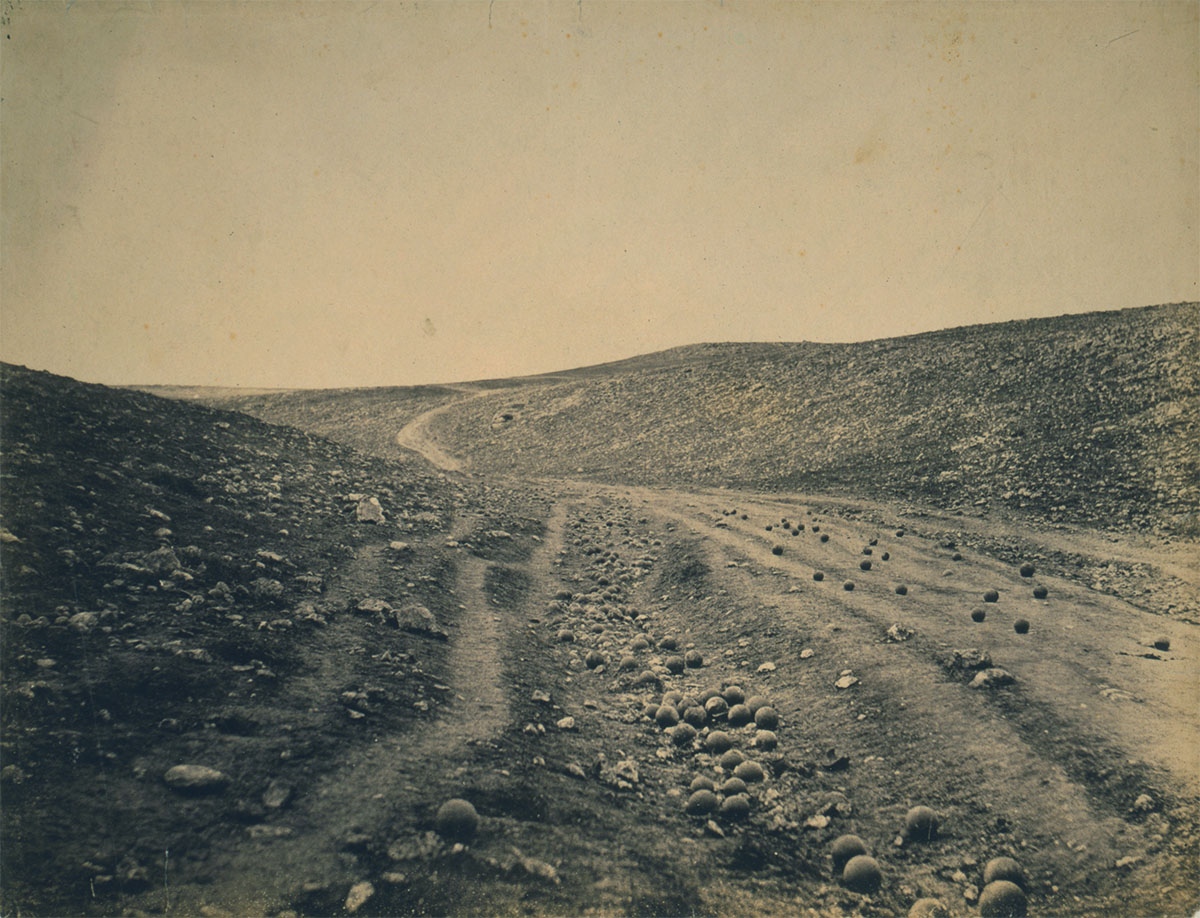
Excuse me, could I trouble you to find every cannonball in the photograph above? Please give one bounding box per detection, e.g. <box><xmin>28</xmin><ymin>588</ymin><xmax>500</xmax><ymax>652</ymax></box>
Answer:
<box><xmin>830</xmin><ymin>834</ymin><xmax>869</xmax><ymax>873</ymax></box>
<box><xmin>843</xmin><ymin>581</ymin><xmax>855</xmax><ymax>591</ymax></box>
<box><xmin>685</xmin><ymin>789</ymin><xmax>719</xmax><ymax>815</ymax></box>
<box><xmin>841</xmin><ymin>854</ymin><xmax>882</xmax><ymax>894</ymax></box>
<box><xmin>983</xmin><ymin>856</ymin><xmax>1026</xmax><ymax>889</ymax></box>
<box><xmin>952</xmin><ymin>552</ymin><xmax>963</xmax><ymax>562</ymax></box>
<box><xmin>683</xmin><ymin>706</ymin><xmax>708</xmax><ymax>728</ymax></box>
<box><xmin>684</xmin><ymin>650</ymin><xmax>704</xmax><ymax>668</ymax></box>
<box><xmin>643</xmin><ymin>703</ymin><xmax>659</xmax><ymax>720</ymax></box>
<box><xmin>753</xmin><ymin>706</ymin><xmax>779</xmax><ymax>730</ymax></box>
<box><xmin>727</xmin><ymin>704</ymin><xmax>753</xmax><ymax>727</ymax></box>
<box><xmin>812</xmin><ymin>571</ymin><xmax>825</xmax><ymax>582</ymax></box>
<box><xmin>678</xmin><ymin>693</ymin><xmax>699</xmax><ymax>709</ymax></box>
<box><xmin>820</xmin><ymin>534</ymin><xmax>830</xmax><ymax>543</ymax></box>
<box><xmin>895</xmin><ymin>584</ymin><xmax>908</xmax><ymax>595</ymax></box>
<box><xmin>903</xmin><ymin>805</ymin><xmax>938</xmax><ymax>841</ymax></box>
<box><xmin>665</xmin><ymin>656</ymin><xmax>685</xmax><ymax>674</ymax></box>
<box><xmin>435</xmin><ymin>798</ymin><xmax>479</xmax><ymax>841</ymax></box>
<box><xmin>1153</xmin><ymin>637</ymin><xmax>1170</xmax><ymax>651</ymax></box>
<box><xmin>869</xmin><ymin>538</ymin><xmax>878</xmax><ymax>546</ymax></box>
<box><xmin>697</xmin><ymin>688</ymin><xmax>721</xmax><ymax>704</ymax></box>
<box><xmin>705</xmin><ymin>696</ymin><xmax>729</xmax><ymax>719</ymax></box>
<box><xmin>745</xmin><ymin>694</ymin><xmax>769</xmax><ymax>715</ymax></box>
<box><xmin>753</xmin><ymin>729</ymin><xmax>778</xmax><ymax>750</ymax></box>
<box><xmin>718</xmin><ymin>793</ymin><xmax>751</xmax><ymax>821</ymax></box>
<box><xmin>811</xmin><ymin>524</ymin><xmax>819</xmax><ymax>532</ymax></box>
<box><xmin>1014</xmin><ymin>619</ymin><xmax>1030</xmax><ymax>634</ymax></box>
<box><xmin>690</xmin><ymin>775</ymin><xmax>716</xmax><ymax>792</ymax></box>
<box><xmin>860</xmin><ymin>560</ymin><xmax>873</xmax><ymax>571</ymax></box>
<box><xmin>984</xmin><ymin>590</ymin><xmax>1000</xmax><ymax>603</ymax></box>
<box><xmin>978</xmin><ymin>880</ymin><xmax>1027</xmax><ymax>917</ymax></box>
<box><xmin>880</xmin><ymin>552</ymin><xmax>890</xmax><ymax>561</ymax></box>
<box><xmin>1019</xmin><ymin>563</ymin><xmax>1035</xmax><ymax>577</ymax></box>
<box><xmin>722</xmin><ymin>685</ymin><xmax>746</xmax><ymax>705</ymax></box>
<box><xmin>1032</xmin><ymin>586</ymin><xmax>1048</xmax><ymax>599</ymax></box>
<box><xmin>772</xmin><ymin>545</ymin><xmax>784</xmax><ymax>556</ymax></box>
<box><xmin>655</xmin><ymin>705</ymin><xmax>680</xmax><ymax>728</ymax></box>
<box><xmin>585</xmin><ymin>650</ymin><xmax>606</xmax><ymax>669</ymax></box>
<box><xmin>733</xmin><ymin>759</ymin><xmax>765</xmax><ymax>783</ymax></box>
<box><xmin>557</xmin><ymin>629</ymin><xmax>576</xmax><ymax>643</ymax></box>
<box><xmin>908</xmin><ymin>898</ymin><xmax>950</xmax><ymax>918</ymax></box>
<box><xmin>971</xmin><ymin>609</ymin><xmax>986</xmax><ymax>623</ymax></box>
<box><xmin>704</xmin><ymin>730</ymin><xmax>733</xmax><ymax>753</ymax></box>
<box><xmin>618</xmin><ymin>655</ymin><xmax>639</xmax><ymax>672</ymax></box>
<box><xmin>718</xmin><ymin>749</ymin><xmax>745</xmax><ymax>770</ymax></box>
<box><xmin>630</xmin><ymin>635</ymin><xmax>650</xmax><ymax>651</ymax></box>
<box><xmin>670</xmin><ymin>722</ymin><xmax>697</xmax><ymax>746</ymax></box>
<box><xmin>658</xmin><ymin>636</ymin><xmax>680</xmax><ymax>651</ymax></box>
<box><xmin>662</xmin><ymin>690</ymin><xmax>684</xmax><ymax>708</ymax></box>
<box><xmin>719</xmin><ymin>776</ymin><xmax>748</xmax><ymax>795</ymax></box>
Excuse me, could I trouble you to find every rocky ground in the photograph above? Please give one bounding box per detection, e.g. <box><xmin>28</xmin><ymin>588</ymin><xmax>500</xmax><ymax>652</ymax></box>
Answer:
<box><xmin>3</xmin><ymin>302</ymin><xmax>1199</xmax><ymax>918</ymax></box>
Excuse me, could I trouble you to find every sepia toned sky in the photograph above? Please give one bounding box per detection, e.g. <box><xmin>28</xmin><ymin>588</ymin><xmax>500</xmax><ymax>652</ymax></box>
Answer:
<box><xmin>2</xmin><ymin>1</ymin><xmax>1197</xmax><ymax>388</ymax></box>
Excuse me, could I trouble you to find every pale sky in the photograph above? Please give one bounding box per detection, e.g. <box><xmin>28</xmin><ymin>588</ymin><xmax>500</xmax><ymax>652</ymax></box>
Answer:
<box><xmin>2</xmin><ymin>1</ymin><xmax>1197</xmax><ymax>387</ymax></box>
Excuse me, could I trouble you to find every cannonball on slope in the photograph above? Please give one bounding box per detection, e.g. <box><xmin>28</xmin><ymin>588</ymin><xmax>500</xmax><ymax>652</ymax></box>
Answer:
<box><xmin>705</xmin><ymin>696</ymin><xmax>729</xmax><ymax>719</ymax></box>
<box><xmin>1019</xmin><ymin>563</ymin><xmax>1035</xmax><ymax>578</ymax></box>
<box><xmin>585</xmin><ymin>650</ymin><xmax>607</xmax><ymax>669</ymax></box>
<box><xmin>880</xmin><ymin>551</ymin><xmax>890</xmax><ymax>561</ymax></box>
<box><xmin>983</xmin><ymin>856</ymin><xmax>1026</xmax><ymax>889</ymax></box>
<box><xmin>697</xmin><ymin>688</ymin><xmax>721</xmax><ymax>704</ymax></box>
<box><xmin>820</xmin><ymin>534</ymin><xmax>830</xmax><ymax>543</ymax></box>
<box><xmin>718</xmin><ymin>749</ymin><xmax>745</xmax><ymax>770</ymax></box>
<box><xmin>684</xmin><ymin>650</ymin><xmax>705</xmax><ymax>668</ymax></box>
<box><xmin>683</xmin><ymin>706</ymin><xmax>708</xmax><ymax>728</ymax></box>
<box><xmin>670</xmin><ymin>723</ymin><xmax>698</xmax><ymax>746</ymax></box>
<box><xmin>727</xmin><ymin>704</ymin><xmax>753</xmax><ymax>727</ymax></box>
<box><xmin>618</xmin><ymin>655</ymin><xmax>639</xmax><ymax>672</ymax></box>
<box><xmin>903</xmin><ymin>805</ymin><xmax>938</xmax><ymax>842</ymax></box>
<box><xmin>665</xmin><ymin>656</ymin><xmax>686</xmax><ymax>674</ymax></box>
<box><xmin>435</xmin><ymin>798</ymin><xmax>479</xmax><ymax>841</ymax></box>
<box><xmin>643</xmin><ymin>703</ymin><xmax>660</xmax><ymax>720</ymax></box>
<box><xmin>895</xmin><ymin>584</ymin><xmax>909</xmax><ymax>595</ymax></box>
<box><xmin>841</xmin><ymin>855</ymin><xmax>882</xmax><ymax>894</ymax></box>
<box><xmin>862</xmin><ymin>547</ymin><xmax>873</xmax><ymax>556</ymax></box>
<box><xmin>1032</xmin><ymin>586</ymin><xmax>1048</xmax><ymax>599</ymax></box>
<box><xmin>557</xmin><ymin>629</ymin><xmax>576</xmax><ymax>643</ymax></box>
<box><xmin>722</xmin><ymin>685</ymin><xmax>746</xmax><ymax>705</ymax></box>
<box><xmin>655</xmin><ymin>705</ymin><xmax>680</xmax><ymax>728</ymax></box>
<box><xmin>813</xmin><ymin>571</ymin><xmax>825</xmax><ymax>581</ymax></box>
<box><xmin>745</xmin><ymin>694</ymin><xmax>769</xmax><ymax>715</ymax></box>
<box><xmin>630</xmin><ymin>636</ymin><xmax>651</xmax><ymax>651</ymax></box>
<box><xmin>753</xmin><ymin>730</ymin><xmax>778</xmax><ymax>750</ymax></box>
<box><xmin>984</xmin><ymin>590</ymin><xmax>1000</xmax><ymax>603</ymax></box>
<box><xmin>718</xmin><ymin>793</ymin><xmax>752</xmax><ymax>821</ymax></box>
<box><xmin>908</xmin><ymin>898</ymin><xmax>950</xmax><ymax>918</ymax></box>
<box><xmin>830</xmin><ymin>835</ymin><xmax>869</xmax><ymax>874</ymax></box>
<box><xmin>978</xmin><ymin>880</ymin><xmax>1027</xmax><ymax>917</ymax></box>
<box><xmin>1014</xmin><ymin>619</ymin><xmax>1030</xmax><ymax>635</ymax></box>
<box><xmin>753</xmin><ymin>706</ymin><xmax>780</xmax><ymax>730</ymax></box>
<box><xmin>690</xmin><ymin>775</ymin><xmax>716</xmax><ymax>793</ymax></box>
<box><xmin>811</xmin><ymin>525</ymin><xmax>820</xmax><ymax>532</ymax></box>
<box><xmin>1153</xmin><ymin>637</ymin><xmax>1170</xmax><ymax>652</ymax></box>
<box><xmin>719</xmin><ymin>776</ymin><xmax>748</xmax><ymax>796</ymax></box>
<box><xmin>662</xmin><ymin>690</ymin><xmax>684</xmax><ymax>707</ymax></box>
<box><xmin>685</xmin><ymin>789</ymin><xmax>719</xmax><ymax>816</ymax></box>
<box><xmin>843</xmin><ymin>581</ymin><xmax>856</xmax><ymax>591</ymax></box>
<box><xmin>860</xmin><ymin>560</ymin><xmax>873</xmax><ymax>571</ymax></box>
<box><xmin>971</xmin><ymin>609</ymin><xmax>987</xmax><ymax>623</ymax></box>
<box><xmin>733</xmin><ymin>759</ymin><xmax>765</xmax><ymax>783</ymax></box>
<box><xmin>772</xmin><ymin>545</ymin><xmax>784</xmax><ymax>556</ymax></box>
<box><xmin>658</xmin><ymin>636</ymin><xmax>680</xmax><ymax>651</ymax></box>
<box><xmin>704</xmin><ymin>730</ymin><xmax>734</xmax><ymax>753</ymax></box>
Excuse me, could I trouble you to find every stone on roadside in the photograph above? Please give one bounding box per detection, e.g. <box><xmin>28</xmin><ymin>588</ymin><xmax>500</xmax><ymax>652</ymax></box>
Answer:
<box><xmin>356</xmin><ymin>498</ymin><xmax>386</xmax><ymax>524</ymax></box>
<box><xmin>164</xmin><ymin>764</ymin><xmax>229</xmax><ymax>794</ymax></box>
<box><xmin>345</xmin><ymin>881</ymin><xmax>375</xmax><ymax>914</ymax></box>
<box><xmin>969</xmin><ymin>668</ymin><xmax>1016</xmax><ymax>689</ymax></box>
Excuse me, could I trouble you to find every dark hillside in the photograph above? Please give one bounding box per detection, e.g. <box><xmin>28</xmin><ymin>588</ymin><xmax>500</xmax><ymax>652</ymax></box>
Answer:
<box><xmin>0</xmin><ymin>364</ymin><xmax>466</xmax><ymax>914</ymax></box>
<box><xmin>435</xmin><ymin>303</ymin><xmax>1199</xmax><ymax>533</ymax></box>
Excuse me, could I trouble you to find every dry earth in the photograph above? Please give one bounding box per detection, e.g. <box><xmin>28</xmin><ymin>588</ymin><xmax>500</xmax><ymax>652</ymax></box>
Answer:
<box><xmin>3</xmin><ymin>308</ymin><xmax>1199</xmax><ymax>918</ymax></box>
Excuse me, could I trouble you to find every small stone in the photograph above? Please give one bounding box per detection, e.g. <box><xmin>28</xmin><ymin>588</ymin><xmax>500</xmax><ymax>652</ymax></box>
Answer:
<box><xmin>800</xmin><ymin>648</ymin><xmax>815</xmax><ymax>659</ymax></box>
<box><xmin>757</xmin><ymin>661</ymin><xmax>776</xmax><ymax>673</ymax></box>
<box><xmin>355</xmin><ymin>498</ymin><xmax>386</xmax><ymax>523</ymax></box>
<box><xmin>835</xmin><ymin>675</ymin><xmax>859</xmax><ymax>690</ymax></box>
<box><xmin>1132</xmin><ymin>793</ymin><xmax>1156</xmax><ymax>814</ymax></box>
<box><xmin>262</xmin><ymin>779</ymin><xmax>294</xmax><ymax>809</ymax></box>
<box><xmin>345</xmin><ymin>880</ymin><xmax>375</xmax><ymax>914</ymax></box>
<box><xmin>908</xmin><ymin>898</ymin><xmax>950</xmax><ymax>918</ymax></box>
<box><xmin>969</xmin><ymin>668</ymin><xmax>1016</xmax><ymax>689</ymax></box>
<box><xmin>164</xmin><ymin>765</ymin><xmax>228</xmax><ymax>794</ymax></box>
<box><xmin>556</xmin><ymin>716</ymin><xmax>576</xmax><ymax>731</ymax></box>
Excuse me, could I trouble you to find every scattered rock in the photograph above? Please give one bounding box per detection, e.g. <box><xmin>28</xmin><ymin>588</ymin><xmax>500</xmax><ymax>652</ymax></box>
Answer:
<box><xmin>355</xmin><ymin>497</ymin><xmax>386</xmax><ymax>523</ymax></box>
<box><xmin>909</xmin><ymin>897</ymin><xmax>950</xmax><ymax>918</ymax></box>
<box><xmin>886</xmin><ymin>623</ymin><xmax>914</xmax><ymax>642</ymax></box>
<box><xmin>835</xmin><ymin>675</ymin><xmax>859</xmax><ymax>690</ymax></box>
<box><xmin>345</xmin><ymin>880</ymin><xmax>375</xmax><ymax>914</ymax></box>
<box><xmin>164</xmin><ymin>764</ymin><xmax>229</xmax><ymax>794</ymax></box>
<box><xmin>969</xmin><ymin>668</ymin><xmax>1016</xmax><ymax>689</ymax></box>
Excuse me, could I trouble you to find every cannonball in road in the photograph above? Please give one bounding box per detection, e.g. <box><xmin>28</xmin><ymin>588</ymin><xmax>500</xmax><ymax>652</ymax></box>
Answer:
<box><xmin>983</xmin><ymin>856</ymin><xmax>1026</xmax><ymax>889</ymax></box>
<box><xmin>722</xmin><ymin>685</ymin><xmax>746</xmax><ymax>706</ymax></box>
<box><xmin>684</xmin><ymin>650</ymin><xmax>705</xmax><ymax>668</ymax></box>
<box><xmin>718</xmin><ymin>793</ymin><xmax>751</xmax><ymax>821</ymax></box>
<box><xmin>655</xmin><ymin>705</ymin><xmax>680</xmax><ymax>728</ymax></box>
<box><xmin>1014</xmin><ymin>619</ymin><xmax>1030</xmax><ymax>634</ymax></box>
<box><xmin>662</xmin><ymin>691</ymin><xmax>683</xmax><ymax>708</ymax></box>
<box><xmin>718</xmin><ymin>749</ymin><xmax>745</xmax><ymax>770</ymax></box>
<box><xmin>978</xmin><ymin>880</ymin><xmax>1027</xmax><ymax>917</ymax></box>
<box><xmin>1153</xmin><ymin>637</ymin><xmax>1171</xmax><ymax>651</ymax></box>
<box><xmin>841</xmin><ymin>855</ymin><xmax>882</xmax><ymax>894</ymax></box>
<box><xmin>830</xmin><ymin>834</ymin><xmax>869</xmax><ymax>874</ymax></box>
<box><xmin>903</xmin><ymin>805</ymin><xmax>938</xmax><ymax>841</ymax></box>
<box><xmin>733</xmin><ymin>759</ymin><xmax>765</xmax><ymax>783</ymax></box>
<box><xmin>1032</xmin><ymin>586</ymin><xmax>1048</xmax><ymax>599</ymax></box>
<box><xmin>843</xmin><ymin>580</ymin><xmax>855</xmax><ymax>591</ymax></box>
<box><xmin>820</xmin><ymin>534</ymin><xmax>830</xmax><ymax>543</ymax></box>
<box><xmin>971</xmin><ymin>609</ymin><xmax>986</xmax><ymax>623</ymax></box>
<box><xmin>690</xmin><ymin>775</ymin><xmax>716</xmax><ymax>792</ymax></box>
<box><xmin>683</xmin><ymin>706</ymin><xmax>707</xmax><ymax>728</ymax></box>
<box><xmin>772</xmin><ymin>545</ymin><xmax>784</xmax><ymax>556</ymax></box>
<box><xmin>908</xmin><ymin>898</ymin><xmax>950</xmax><ymax>918</ymax></box>
<box><xmin>665</xmin><ymin>656</ymin><xmax>685</xmax><ymax>674</ymax></box>
<box><xmin>753</xmin><ymin>706</ymin><xmax>779</xmax><ymax>730</ymax></box>
<box><xmin>435</xmin><ymin>798</ymin><xmax>479</xmax><ymax>841</ymax></box>
<box><xmin>813</xmin><ymin>571</ymin><xmax>825</xmax><ymax>581</ymax></box>
<box><xmin>860</xmin><ymin>560</ymin><xmax>873</xmax><ymax>571</ymax></box>
<box><xmin>704</xmin><ymin>696</ymin><xmax>729</xmax><ymax>719</ymax></box>
<box><xmin>670</xmin><ymin>722</ymin><xmax>697</xmax><ymax>746</ymax></box>
<box><xmin>704</xmin><ymin>730</ymin><xmax>733</xmax><ymax>753</ymax></box>
<box><xmin>895</xmin><ymin>584</ymin><xmax>909</xmax><ymax>595</ymax></box>
<box><xmin>745</xmin><ymin>694</ymin><xmax>768</xmax><ymax>715</ymax></box>
<box><xmin>984</xmin><ymin>590</ymin><xmax>1000</xmax><ymax>603</ymax></box>
<box><xmin>727</xmin><ymin>704</ymin><xmax>753</xmax><ymax>727</ymax></box>
<box><xmin>1019</xmin><ymin>563</ymin><xmax>1035</xmax><ymax>578</ymax></box>
<box><xmin>685</xmin><ymin>789</ymin><xmax>719</xmax><ymax>815</ymax></box>
<box><xmin>585</xmin><ymin>650</ymin><xmax>606</xmax><ymax>669</ymax></box>
<box><xmin>719</xmin><ymin>776</ymin><xmax>748</xmax><ymax>796</ymax></box>
<box><xmin>753</xmin><ymin>730</ymin><xmax>778</xmax><ymax>750</ymax></box>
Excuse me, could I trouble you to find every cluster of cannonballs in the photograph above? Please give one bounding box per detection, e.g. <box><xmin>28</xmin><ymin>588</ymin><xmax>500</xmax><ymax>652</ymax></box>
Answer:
<box><xmin>970</xmin><ymin>562</ymin><xmax>1049</xmax><ymax>633</ymax></box>
<box><xmin>832</xmin><ymin>811</ymin><xmax>1029</xmax><ymax>916</ymax></box>
<box><xmin>641</xmin><ymin>684</ymin><xmax>780</xmax><ymax>821</ymax></box>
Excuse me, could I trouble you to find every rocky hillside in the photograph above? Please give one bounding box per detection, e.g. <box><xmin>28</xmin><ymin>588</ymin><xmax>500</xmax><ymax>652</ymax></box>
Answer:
<box><xmin>0</xmin><ymin>364</ymin><xmax>478</xmax><ymax>913</ymax></box>
<box><xmin>432</xmin><ymin>303</ymin><xmax>1199</xmax><ymax>534</ymax></box>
